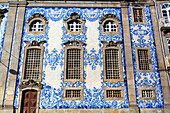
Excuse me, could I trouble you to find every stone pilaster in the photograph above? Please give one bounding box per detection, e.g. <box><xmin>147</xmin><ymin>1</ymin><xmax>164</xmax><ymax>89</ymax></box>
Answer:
<box><xmin>0</xmin><ymin>4</ymin><xmax>17</xmax><ymax>109</ymax></box>
<box><xmin>5</xmin><ymin>3</ymin><xmax>26</xmax><ymax>112</ymax></box>
<box><xmin>150</xmin><ymin>5</ymin><xmax>170</xmax><ymax>113</ymax></box>
<box><xmin>121</xmin><ymin>5</ymin><xmax>139</xmax><ymax>112</ymax></box>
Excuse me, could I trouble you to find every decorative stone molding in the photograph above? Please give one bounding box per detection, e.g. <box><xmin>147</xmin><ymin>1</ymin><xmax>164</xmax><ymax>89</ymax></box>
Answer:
<box><xmin>21</xmin><ymin>40</ymin><xmax>46</xmax><ymax>82</ymax></box>
<box><xmin>0</xmin><ymin>8</ymin><xmax>8</xmax><ymax>26</ymax></box>
<box><xmin>101</xmin><ymin>41</ymin><xmax>124</xmax><ymax>83</ymax></box>
<box><xmin>63</xmin><ymin>40</ymin><xmax>86</xmax><ymax>84</ymax></box>
<box><xmin>19</xmin><ymin>80</ymin><xmax>43</xmax><ymax>89</ymax></box>
<box><xmin>64</xmin><ymin>13</ymin><xmax>85</xmax><ymax>35</ymax></box>
<box><xmin>63</xmin><ymin>40</ymin><xmax>86</xmax><ymax>47</ymax></box>
<box><xmin>26</xmin><ymin>13</ymin><xmax>48</xmax><ymax>35</ymax></box>
<box><xmin>100</xmin><ymin>14</ymin><xmax>121</xmax><ymax>35</ymax></box>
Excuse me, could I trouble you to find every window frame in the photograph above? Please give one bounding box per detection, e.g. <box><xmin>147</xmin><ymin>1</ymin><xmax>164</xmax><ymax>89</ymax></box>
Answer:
<box><xmin>100</xmin><ymin>14</ymin><xmax>121</xmax><ymax>35</ymax></box>
<box><xmin>63</xmin><ymin>40</ymin><xmax>86</xmax><ymax>84</ymax></box>
<box><xmin>138</xmin><ymin>87</ymin><xmax>156</xmax><ymax>101</ymax></box>
<box><xmin>135</xmin><ymin>47</ymin><xmax>153</xmax><ymax>73</ymax></box>
<box><xmin>166</xmin><ymin>37</ymin><xmax>170</xmax><ymax>55</ymax></box>
<box><xmin>64</xmin><ymin>13</ymin><xmax>85</xmax><ymax>36</ymax></box>
<box><xmin>131</xmin><ymin>7</ymin><xmax>147</xmax><ymax>25</ymax></box>
<box><xmin>21</xmin><ymin>40</ymin><xmax>46</xmax><ymax>82</ymax></box>
<box><xmin>101</xmin><ymin>41</ymin><xmax>124</xmax><ymax>83</ymax></box>
<box><xmin>62</xmin><ymin>87</ymin><xmax>84</xmax><ymax>101</ymax></box>
<box><xmin>26</xmin><ymin>13</ymin><xmax>48</xmax><ymax>35</ymax></box>
<box><xmin>161</xmin><ymin>3</ymin><xmax>170</xmax><ymax>27</ymax></box>
<box><xmin>103</xmin><ymin>87</ymin><xmax>125</xmax><ymax>101</ymax></box>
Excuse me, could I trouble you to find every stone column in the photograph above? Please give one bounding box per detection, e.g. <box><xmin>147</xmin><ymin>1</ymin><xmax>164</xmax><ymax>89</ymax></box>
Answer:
<box><xmin>121</xmin><ymin>4</ymin><xmax>139</xmax><ymax>113</ymax></box>
<box><xmin>150</xmin><ymin>5</ymin><xmax>170</xmax><ymax>113</ymax></box>
<box><xmin>5</xmin><ymin>2</ymin><xmax>26</xmax><ymax>112</ymax></box>
<box><xmin>0</xmin><ymin>3</ymin><xmax>17</xmax><ymax>109</ymax></box>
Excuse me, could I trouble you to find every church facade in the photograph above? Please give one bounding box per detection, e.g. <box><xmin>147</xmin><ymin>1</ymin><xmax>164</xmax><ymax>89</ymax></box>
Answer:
<box><xmin>0</xmin><ymin>0</ymin><xmax>170</xmax><ymax>113</ymax></box>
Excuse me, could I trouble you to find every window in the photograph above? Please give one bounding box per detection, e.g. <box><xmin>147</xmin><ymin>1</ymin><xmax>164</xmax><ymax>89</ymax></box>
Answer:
<box><xmin>63</xmin><ymin>40</ymin><xmax>86</xmax><ymax>84</ymax></box>
<box><xmin>104</xmin><ymin>21</ymin><xmax>117</xmax><ymax>32</ymax></box>
<box><xmin>30</xmin><ymin>20</ymin><xmax>44</xmax><ymax>31</ymax></box>
<box><xmin>100</xmin><ymin>14</ymin><xmax>121</xmax><ymax>35</ymax></box>
<box><xmin>138</xmin><ymin>87</ymin><xmax>156</xmax><ymax>100</ymax></box>
<box><xmin>101</xmin><ymin>41</ymin><xmax>124</xmax><ymax>83</ymax></box>
<box><xmin>64</xmin><ymin>13</ymin><xmax>85</xmax><ymax>35</ymax></box>
<box><xmin>135</xmin><ymin>47</ymin><xmax>152</xmax><ymax>72</ymax></box>
<box><xmin>166</xmin><ymin>38</ymin><xmax>170</xmax><ymax>54</ymax></box>
<box><xmin>26</xmin><ymin>13</ymin><xmax>48</xmax><ymax>35</ymax></box>
<box><xmin>161</xmin><ymin>3</ymin><xmax>170</xmax><ymax>26</ymax></box>
<box><xmin>21</xmin><ymin>40</ymin><xmax>46</xmax><ymax>81</ymax></box>
<box><xmin>68</xmin><ymin>20</ymin><xmax>81</xmax><ymax>32</ymax></box>
<box><xmin>142</xmin><ymin>90</ymin><xmax>153</xmax><ymax>98</ymax></box>
<box><xmin>131</xmin><ymin>7</ymin><xmax>146</xmax><ymax>24</ymax></box>
<box><xmin>63</xmin><ymin>87</ymin><xmax>84</xmax><ymax>101</ymax></box>
<box><xmin>104</xmin><ymin>87</ymin><xmax>125</xmax><ymax>101</ymax></box>
<box><xmin>133</xmin><ymin>8</ymin><xmax>143</xmax><ymax>22</ymax></box>
<box><xmin>0</xmin><ymin>8</ymin><xmax>8</xmax><ymax>27</ymax></box>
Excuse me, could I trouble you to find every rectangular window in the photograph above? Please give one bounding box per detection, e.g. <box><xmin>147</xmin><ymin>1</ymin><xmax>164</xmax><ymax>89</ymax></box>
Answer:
<box><xmin>24</xmin><ymin>49</ymin><xmax>41</xmax><ymax>79</ymax></box>
<box><xmin>105</xmin><ymin>49</ymin><xmax>120</xmax><ymax>79</ymax></box>
<box><xmin>133</xmin><ymin>8</ymin><xmax>143</xmax><ymax>22</ymax></box>
<box><xmin>66</xmin><ymin>49</ymin><xmax>81</xmax><ymax>79</ymax></box>
<box><xmin>66</xmin><ymin>90</ymin><xmax>81</xmax><ymax>98</ymax></box>
<box><xmin>138</xmin><ymin>49</ymin><xmax>150</xmax><ymax>70</ymax></box>
<box><xmin>63</xmin><ymin>87</ymin><xmax>84</xmax><ymax>101</ymax></box>
<box><xmin>103</xmin><ymin>87</ymin><xmax>125</xmax><ymax>101</ymax></box>
<box><xmin>139</xmin><ymin>87</ymin><xmax>156</xmax><ymax>100</ymax></box>
<box><xmin>63</xmin><ymin>41</ymin><xmax>85</xmax><ymax>84</ymax></box>
<box><xmin>106</xmin><ymin>90</ymin><xmax>121</xmax><ymax>98</ymax></box>
<box><xmin>142</xmin><ymin>90</ymin><xmax>153</xmax><ymax>98</ymax></box>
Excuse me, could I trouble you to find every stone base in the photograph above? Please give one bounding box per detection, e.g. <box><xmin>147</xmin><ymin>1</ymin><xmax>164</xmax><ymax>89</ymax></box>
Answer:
<box><xmin>37</xmin><ymin>108</ymin><xmax>164</xmax><ymax>113</ymax></box>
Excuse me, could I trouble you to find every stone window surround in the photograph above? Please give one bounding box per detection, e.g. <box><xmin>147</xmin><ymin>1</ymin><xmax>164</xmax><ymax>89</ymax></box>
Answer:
<box><xmin>26</xmin><ymin>13</ymin><xmax>48</xmax><ymax>35</ymax></box>
<box><xmin>103</xmin><ymin>87</ymin><xmax>125</xmax><ymax>101</ymax></box>
<box><xmin>138</xmin><ymin>87</ymin><xmax>157</xmax><ymax>101</ymax></box>
<box><xmin>101</xmin><ymin>41</ymin><xmax>124</xmax><ymax>83</ymax></box>
<box><xmin>21</xmin><ymin>40</ymin><xmax>46</xmax><ymax>82</ymax></box>
<box><xmin>62</xmin><ymin>87</ymin><xmax>84</xmax><ymax>101</ymax></box>
<box><xmin>64</xmin><ymin>12</ymin><xmax>85</xmax><ymax>36</ymax></box>
<box><xmin>63</xmin><ymin>40</ymin><xmax>86</xmax><ymax>84</ymax></box>
<box><xmin>135</xmin><ymin>47</ymin><xmax>153</xmax><ymax>73</ymax></box>
<box><xmin>17</xmin><ymin>80</ymin><xmax>43</xmax><ymax>113</ymax></box>
<box><xmin>131</xmin><ymin>6</ymin><xmax>147</xmax><ymax>25</ymax></box>
<box><xmin>100</xmin><ymin>14</ymin><xmax>121</xmax><ymax>35</ymax></box>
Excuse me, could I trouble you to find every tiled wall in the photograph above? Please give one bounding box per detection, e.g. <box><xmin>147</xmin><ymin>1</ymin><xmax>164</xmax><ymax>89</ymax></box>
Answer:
<box><xmin>128</xmin><ymin>6</ymin><xmax>164</xmax><ymax>108</ymax></box>
<box><xmin>14</xmin><ymin>7</ymin><xmax>129</xmax><ymax>109</ymax></box>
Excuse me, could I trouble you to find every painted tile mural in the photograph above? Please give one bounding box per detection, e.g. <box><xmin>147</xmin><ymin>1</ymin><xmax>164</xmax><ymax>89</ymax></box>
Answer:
<box><xmin>0</xmin><ymin>5</ymin><xmax>9</xmax><ymax>61</ymax></box>
<box><xmin>128</xmin><ymin>6</ymin><xmax>164</xmax><ymax>108</ymax></box>
<box><xmin>14</xmin><ymin>7</ymin><xmax>129</xmax><ymax>109</ymax></box>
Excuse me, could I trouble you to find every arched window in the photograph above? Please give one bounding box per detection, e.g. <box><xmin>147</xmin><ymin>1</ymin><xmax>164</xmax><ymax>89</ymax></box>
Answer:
<box><xmin>64</xmin><ymin>13</ymin><xmax>85</xmax><ymax>35</ymax></box>
<box><xmin>26</xmin><ymin>13</ymin><xmax>48</xmax><ymax>35</ymax></box>
<box><xmin>100</xmin><ymin>14</ymin><xmax>121</xmax><ymax>35</ymax></box>
<box><xmin>103</xmin><ymin>20</ymin><xmax>117</xmax><ymax>32</ymax></box>
<box><xmin>68</xmin><ymin>20</ymin><xmax>81</xmax><ymax>32</ymax></box>
<box><xmin>29</xmin><ymin>20</ymin><xmax>44</xmax><ymax>31</ymax></box>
